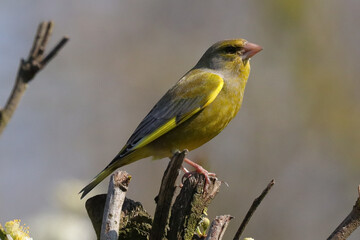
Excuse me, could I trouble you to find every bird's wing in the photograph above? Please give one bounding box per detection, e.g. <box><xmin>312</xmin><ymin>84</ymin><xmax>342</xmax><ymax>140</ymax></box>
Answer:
<box><xmin>117</xmin><ymin>70</ymin><xmax>224</xmax><ymax>158</ymax></box>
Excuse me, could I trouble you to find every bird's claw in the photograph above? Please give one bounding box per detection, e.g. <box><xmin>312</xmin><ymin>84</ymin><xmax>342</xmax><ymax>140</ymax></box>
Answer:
<box><xmin>181</xmin><ymin>158</ymin><xmax>217</xmax><ymax>191</ymax></box>
<box><xmin>181</xmin><ymin>168</ymin><xmax>217</xmax><ymax>190</ymax></box>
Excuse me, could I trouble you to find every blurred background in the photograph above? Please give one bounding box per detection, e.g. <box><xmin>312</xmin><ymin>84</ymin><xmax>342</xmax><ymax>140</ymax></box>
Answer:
<box><xmin>1</xmin><ymin>0</ymin><xmax>360</xmax><ymax>239</ymax></box>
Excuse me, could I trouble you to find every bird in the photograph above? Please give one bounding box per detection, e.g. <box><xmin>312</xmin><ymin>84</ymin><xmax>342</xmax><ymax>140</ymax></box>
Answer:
<box><xmin>80</xmin><ymin>39</ymin><xmax>262</xmax><ymax>199</ymax></box>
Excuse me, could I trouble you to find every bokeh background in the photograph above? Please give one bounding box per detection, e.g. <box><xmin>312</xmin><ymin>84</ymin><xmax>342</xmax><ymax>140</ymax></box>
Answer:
<box><xmin>1</xmin><ymin>0</ymin><xmax>360</xmax><ymax>239</ymax></box>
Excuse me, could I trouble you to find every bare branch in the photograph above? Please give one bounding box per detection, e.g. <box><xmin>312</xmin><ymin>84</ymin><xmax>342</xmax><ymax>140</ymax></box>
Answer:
<box><xmin>0</xmin><ymin>21</ymin><xmax>69</xmax><ymax>135</ymax></box>
<box><xmin>327</xmin><ymin>185</ymin><xmax>360</xmax><ymax>240</ymax></box>
<box><xmin>233</xmin><ymin>179</ymin><xmax>275</xmax><ymax>240</ymax></box>
<box><xmin>149</xmin><ymin>150</ymin><xmax>187</xmax><ymax>240</ymax></box>
<box><xmin>100</xmin><ymin>170</ymin><xmax>131</xmax><ymax>240</ymax></box>
<box><xmin>41</xmin><ymin>36</ymin><xmax>69</xmax><ymax>67</ymax></box>
<box><xmin>206</xmin><ymin>215</ymin><xmax>233</xmax><ymax>240</ymax></box>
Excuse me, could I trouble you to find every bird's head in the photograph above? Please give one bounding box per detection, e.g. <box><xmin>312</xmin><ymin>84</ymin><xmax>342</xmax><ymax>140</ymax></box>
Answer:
<box><xmin>195</xmin><ymin>39</ymin><xmax>262</xmax><ymax>73</ymax></box>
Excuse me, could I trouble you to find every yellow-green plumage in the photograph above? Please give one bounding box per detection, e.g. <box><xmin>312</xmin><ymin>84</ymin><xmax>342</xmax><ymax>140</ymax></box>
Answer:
<box><xmin>80</xmin><ymin>39</ymin><xmax>261</xmax><ymax>199</ymax></box>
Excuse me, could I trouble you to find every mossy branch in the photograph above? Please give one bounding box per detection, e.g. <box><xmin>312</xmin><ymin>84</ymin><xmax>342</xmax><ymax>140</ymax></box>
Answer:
<box><xmin>167</xmin><ymin>173</ymin><xmax>221</xmax><ymax>240</ymax></box>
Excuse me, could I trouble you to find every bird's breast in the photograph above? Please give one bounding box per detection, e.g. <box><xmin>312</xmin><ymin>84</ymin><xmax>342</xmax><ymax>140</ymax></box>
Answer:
<box><xmin>147</xmin><ymin>74</ymin><xmax>247</xmax><ymax>158</ymax></box>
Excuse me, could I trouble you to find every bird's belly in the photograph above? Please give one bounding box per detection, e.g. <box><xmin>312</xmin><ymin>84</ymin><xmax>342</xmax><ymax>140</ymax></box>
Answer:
<box><xmin>147</xmin><ymin>90</ymin><xmax>242</xmax><ymax>158</ymax></box>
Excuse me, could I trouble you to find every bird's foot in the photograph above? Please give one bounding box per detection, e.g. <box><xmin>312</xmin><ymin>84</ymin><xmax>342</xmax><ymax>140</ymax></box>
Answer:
<box><xmin>182</xmin><ymin>158</ymin><xmax>217</xmax><ymax>188</ymax></box>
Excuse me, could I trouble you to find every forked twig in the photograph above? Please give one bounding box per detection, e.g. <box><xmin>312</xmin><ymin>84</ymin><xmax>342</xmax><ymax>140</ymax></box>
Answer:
<box><xmin>0</xmin><ymin>21</ymin><xmax>69</xmax><ymax>135</ymax></box>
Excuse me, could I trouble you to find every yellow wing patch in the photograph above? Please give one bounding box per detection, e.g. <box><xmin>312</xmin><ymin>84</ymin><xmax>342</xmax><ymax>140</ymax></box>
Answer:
<box><xmin>132</xmin><ymin>71</ymin><xmax>224</xmax><ymax>151</ymax></box>
<box><xmin>132</xmin><ymin>117</ymin><xmax>177</xmax><ymax>150</ymax></box>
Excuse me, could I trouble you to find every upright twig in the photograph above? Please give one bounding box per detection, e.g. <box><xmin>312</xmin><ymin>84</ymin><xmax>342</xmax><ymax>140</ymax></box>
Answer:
<box><xmin>233</xmin><ymin>179</ymin><xmax>275</xmax><ymax>240</ymax></box>
<box><xmin>149</xmin><ymin>150</ymin><xmax>187</xmax><ymax>240</ymax></box>
<box><xmin>0</xmin><ymin>21</ymin><xmax>69</xmax><ymax>135</ymax></box>
<box><xmin>205</xmin><ymin>215</ymin><xmax>233</xmax><ymax>240</ymax></box>
<box><xmin>327</xmin><ymin>185</ymin><xmax>360</xmax><ymax>240</ymax></box>
<box><xmin>100</xmin><ymin>170</ymin><xmax>131</xmax><ymax>240</ymax></box>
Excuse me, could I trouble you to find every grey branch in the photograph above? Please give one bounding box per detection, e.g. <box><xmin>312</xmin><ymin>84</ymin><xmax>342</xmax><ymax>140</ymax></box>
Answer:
<box><xmin>327</xmin><ymin>185</ymin><xmax>360</xmax><ymax>240</ymax></box>
<box><xmin>233</xmin><ymin>179</ymin><xmax>275</xmax><ymax>240</ymax></box>
<box><xmin>149</xmin><ymin>150</ymin><xmax>187</xmax><ymax>240</ymax></box>
<box><xmin>205</xmin><ymin>215</ymin><xmax>233</xmax><ymax>240</ymax></box>
<box><xmin>100</xmin><ymin>170</ymin><xmax>131</xmax><ymax>240</ymax></box>
<box><xmin>167</xmin><ymin>173</ymin><xmax>222</xmax><ymax>240</ymax></box>
<box><xmin>0</xmin><ymin>21</ymin><xmax>69</xmax><ymax>135</ymax></box>
<box><xmin>86</xmin><ymin>194</ymin><xmax>152</xmax><ymax>240</ymax></box>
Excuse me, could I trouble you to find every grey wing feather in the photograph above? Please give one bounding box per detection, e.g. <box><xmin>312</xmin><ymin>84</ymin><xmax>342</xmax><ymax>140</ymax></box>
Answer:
<box><xmin>117</xmin><ymin>90</ymin><xmax>202</xmax><ymax>158</ymax></box>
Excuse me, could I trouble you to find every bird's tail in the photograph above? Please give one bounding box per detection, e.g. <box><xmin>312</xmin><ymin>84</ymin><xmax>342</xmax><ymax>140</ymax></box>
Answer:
<box><xmin>79</xmin><ymin>155</ymin><xmax>131</xmax><ymax>199</ymax></box>
<box><xmin>79</xmin><ymin>164</ymin><xmax>117</xmax><ymax>199</ymax></box>
<box><xmin>79</xmin><ymin>149</ymin><xmax>149</xmax><ymax>199</ymax></box>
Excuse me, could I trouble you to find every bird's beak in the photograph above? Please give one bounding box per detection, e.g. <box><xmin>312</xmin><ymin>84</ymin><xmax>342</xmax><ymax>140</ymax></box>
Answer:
<box><xmin>242</xmin><ymin>42</ymin><xmax>262</xmax><ymax>64</ymax></box>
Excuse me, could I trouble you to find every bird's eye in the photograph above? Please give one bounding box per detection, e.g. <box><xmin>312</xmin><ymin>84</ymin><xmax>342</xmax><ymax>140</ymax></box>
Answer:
<box><xmin>223</xmin><ymin>46</ymin><xmax>239</xmax><ymax>54</ymax></box>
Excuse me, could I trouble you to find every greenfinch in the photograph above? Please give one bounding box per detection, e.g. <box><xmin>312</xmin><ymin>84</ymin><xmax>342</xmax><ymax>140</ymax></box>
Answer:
<box><xmin>80</xmin><ymin>39</ymin><xmax>262</xmax><ymax>199</ymax></box>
